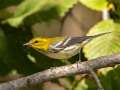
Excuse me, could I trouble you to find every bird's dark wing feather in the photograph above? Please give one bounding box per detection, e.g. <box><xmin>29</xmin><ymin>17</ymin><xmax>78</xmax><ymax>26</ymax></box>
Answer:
<box><xmin>50</xmin><ymin>32</ymin><xmax>110</xmax><ymax>52</ymax></box>
<box><xmin>57</xmin><ymin>32</ymin><xmax>110</xmax><ymax>48</ymax></box>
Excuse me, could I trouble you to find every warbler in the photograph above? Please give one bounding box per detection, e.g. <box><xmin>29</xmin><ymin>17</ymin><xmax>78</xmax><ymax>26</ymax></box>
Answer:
<box><xmin>24</xmin><ymin>32</ymin><xmax>110</xmax><ymax>59</ymax></box>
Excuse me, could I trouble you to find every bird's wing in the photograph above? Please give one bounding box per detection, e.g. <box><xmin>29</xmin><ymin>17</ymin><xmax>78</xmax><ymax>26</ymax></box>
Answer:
<box><xmin>49</xmin><ymin>32</ymin><xmax>110</xmax><ymax>52</ymax></box>
<box><xmin>56</xmin><ymin>32</ymin><xmax>110</xmax><ymax>48</ymax></box>
<box><xmin>49</xmin><ymin>36</ymin><xmax>90</xmax><ymax>52</ymax></box>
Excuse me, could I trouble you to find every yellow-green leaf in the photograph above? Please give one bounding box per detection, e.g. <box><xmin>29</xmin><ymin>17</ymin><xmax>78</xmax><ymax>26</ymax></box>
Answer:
<box><xmin>79</xmin><ymin>0</ymin><xmax>108</xmax><ymax>11</ymax></box>
<box><xmin>74</xmin><ymin>78</ymin><xmax>97</xmax><ymax>90</ymax></box>
<box><xmin>4</xmin><ymin>0</ymin><xmax>77</xmax><ymax>27</ymax></box>
<box><xmin>83</xmin><ymin>19</ymin><xmax>120</xmax><ymax>59</ymax></box>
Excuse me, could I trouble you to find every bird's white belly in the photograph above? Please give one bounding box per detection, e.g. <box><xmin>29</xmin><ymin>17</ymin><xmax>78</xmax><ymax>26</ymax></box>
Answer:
<box><xmin>41</xmin><ymin>44</ymin><xmax>81</xmax><ymax>59</ymax></box>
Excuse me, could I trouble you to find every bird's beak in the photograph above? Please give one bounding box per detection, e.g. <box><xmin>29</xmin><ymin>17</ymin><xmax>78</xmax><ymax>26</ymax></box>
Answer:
<box><xmin>23</xmin><ymin>42</ymin><xmax>31</xmax><ymax>46</ymax></box>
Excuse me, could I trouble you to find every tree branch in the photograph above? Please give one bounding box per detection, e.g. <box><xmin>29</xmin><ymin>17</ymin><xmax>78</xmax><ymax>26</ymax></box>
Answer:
<box><xmin>0</xmin><ymin>53</ymin><xmax>120</xmax><ymax>90</ymax></box>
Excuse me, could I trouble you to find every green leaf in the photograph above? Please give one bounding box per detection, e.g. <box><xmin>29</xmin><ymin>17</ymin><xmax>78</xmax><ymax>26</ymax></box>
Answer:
<box><xmin>98</xmin><ymin>66</ymin><xmax>120</xmax><ymax>90</ymax></box>
<box><xmin>110</xmin><ymin>66</ymin><xmax>120</xmax><ymax>90</ymax></box>
<box><xmin>110</xmin><ymin>0</ymin><xmax>120</xmax><ymax>21</ymax></box>
<box><xmin>97</xmin><ymin>67</ymin><xmax>113</xmax><ymax>90</ymax></box>
<box><xmin>83</xmin><ymin>19</ymin><xmax>120</xmax><ymax>59</ymax></box>
<box><xmin>74</xmin><ymin>78</ymin><xmax>97</xmax><ymax>90</ymax></box>
<box><xmin>78</xmin><ymin>0</ymin><xmax>108</xmax><ymax>11</ymax></box>
<box><xmin>57</xmin><ymin>0</ymin><xmax>77</xmax><ymax>17</ymax></box>
<box><xmin>4</xmin><ymin>0</ymin><xmax>77</xmax><ymax>27</ymax></box>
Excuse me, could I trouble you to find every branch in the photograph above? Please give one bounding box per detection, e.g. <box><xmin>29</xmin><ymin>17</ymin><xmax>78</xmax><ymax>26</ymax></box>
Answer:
<box><xmin>0</xmin><ymin>53</ymin><xmax>120</xmax><ymax>90</ymax></box>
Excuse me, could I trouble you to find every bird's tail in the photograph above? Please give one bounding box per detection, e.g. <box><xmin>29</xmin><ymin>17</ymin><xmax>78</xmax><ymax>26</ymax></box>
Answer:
<box><xmin>89</xmin><ymin>32</ymin><xmax>111</xmax><ymax>39</ymax></box>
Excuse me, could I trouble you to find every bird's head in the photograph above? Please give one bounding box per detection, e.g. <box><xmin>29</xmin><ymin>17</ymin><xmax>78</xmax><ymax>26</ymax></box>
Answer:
<box><xmin>24</xmin><ymin>37</ymin><xmax>52</xmax><ymax>51</ymax></box>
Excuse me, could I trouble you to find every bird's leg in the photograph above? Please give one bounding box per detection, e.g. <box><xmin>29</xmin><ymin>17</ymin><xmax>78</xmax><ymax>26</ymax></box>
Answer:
<box><xmin>76</xmin><ymin>47</ymin><xmax>82</xmax><ymax>69</ymax></box>
<box><xmin>78</xmin><ymin>48</ymin><xmax>82</xmax><ymax>62</ymax></box>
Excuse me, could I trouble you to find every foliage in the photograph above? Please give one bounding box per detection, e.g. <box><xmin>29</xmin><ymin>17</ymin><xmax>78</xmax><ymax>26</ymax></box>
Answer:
<box><xmin>83</xmin><ymin>19</ymin><xmax>120</xmax><ymax>59</ymax></box>
<box><xmin>79</xmin><ymin>0</ymin><xmax>108</xmax><ymax>11</ymax></box>
<box><xmin>4</xmin><ymin>0</ymin><xmax>77</xmax><ymax>27</ymax></box>
<box><xmin>0</xmin><ymin>0</ymin><xmax>120</xmax><ymax>90</ymax></box>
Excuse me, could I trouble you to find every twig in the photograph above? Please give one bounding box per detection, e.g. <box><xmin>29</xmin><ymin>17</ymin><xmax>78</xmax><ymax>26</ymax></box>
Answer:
<box><xmin>0</xmin><ymin>53</ymin><xmax>120</xmax><ymax>90</ymax></box>
<box><xmin>79</xmin><ymin>48</ymin><xmax>104</xmax><ymax>90</ymax></box>
<box><xmin>86</xmin><ymin>62</ymin><xmax>104</xmax><ymax>90</ymax></box>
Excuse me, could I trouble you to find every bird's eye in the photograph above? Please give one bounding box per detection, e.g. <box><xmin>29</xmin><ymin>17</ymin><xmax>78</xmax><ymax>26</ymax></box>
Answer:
<box><xmin>34</xmin><ymin>41</ymin><xmax>39</xmax><ymax>43</ymax></box>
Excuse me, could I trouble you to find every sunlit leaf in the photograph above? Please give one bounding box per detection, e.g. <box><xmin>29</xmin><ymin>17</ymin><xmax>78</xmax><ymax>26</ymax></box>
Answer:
<box><xmin>79</xmin><ymin>0</ymin><xmax>108</xmax><ymax>11</ymax></box>
<box><xmin>83</xmin><ymin>19</ymin><xmax>120</xmax><ymax>59</ymax></box>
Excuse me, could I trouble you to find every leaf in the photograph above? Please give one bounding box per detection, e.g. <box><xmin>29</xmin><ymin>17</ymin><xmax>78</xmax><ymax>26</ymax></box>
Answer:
<box><xmin>83</xmin><ymin>19</ymin><xmax>120</xmax><ymax>59</ymax></box>
<box><xmin>78</xmin><ymin>0</ymin><xmax>108</xmax><ymax>11</ymax></box>
<box><xmin>98</xmin><ymin>66</ymin><xmax>120</xmax><ymax>90</ymax></box>
<box><xmin>4</xmin><ymin>0</ymin><xmax>77</xmax><ymax>27</ymax></box>
<box><xmin>57</xmin><ymin>0</ymin><xmax>77</xmax><ymax>17</ymax></box>
<box><xmin>110</xmin><ymin>66</ymin><xmax>120</xmax><ymax>90</ymax></box>
<box><xmin>110</xmin><ymin>0</ymin><xmax>120</xmax><ymax>21</ymax></box>
<box><xmin>74</xmin><ymin>78</ymin><xmax>97</xmax><ymax>90</ymax></box>
<box><xmin>74</xmin><ymin>67</ymin><xmax>117</xmax><ymax>90</ymax></box>
<box><xmin>97</xmin><ymin>67</ymin><xmax>113</xmax><ymax>90</ymax></box>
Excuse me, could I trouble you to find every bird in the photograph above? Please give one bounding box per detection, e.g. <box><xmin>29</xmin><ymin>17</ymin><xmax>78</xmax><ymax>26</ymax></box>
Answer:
<box><xmin>24</xmin><ymin>32</ymin><xmax>110</xmax><ymax>60</ymax></box>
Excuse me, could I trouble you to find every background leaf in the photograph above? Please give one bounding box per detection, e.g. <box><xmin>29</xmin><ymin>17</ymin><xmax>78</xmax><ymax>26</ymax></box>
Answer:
<box><xmin>74</xmin><ymin>78</ymin><xmax>97</xmax><ymax>90</ymax></box>
<box><xmin>110</xmin><ymin>0</ymin><xmax>120</xmax><ymax>21</ymax></box>
<box><xmin>4</xmin><ymin>0</ymin><xmax>77</xmax><ymax>27</ymax></box>
<box><xmin>78</xmin><ymin>0</ymin><xmax>108</xmax><ymax>11</ymax></box>
<box><xmin>83</xmin><ymin>19</ymin><xmax>120</xmax><ymax>59</ymax></box>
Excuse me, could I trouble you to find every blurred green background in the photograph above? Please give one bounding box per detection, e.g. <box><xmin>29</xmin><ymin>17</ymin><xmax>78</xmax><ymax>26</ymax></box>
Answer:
<box><xmin>0</xmin><ymin>0</ymin><xmax>120</xmax><ymax>90</ymax></box>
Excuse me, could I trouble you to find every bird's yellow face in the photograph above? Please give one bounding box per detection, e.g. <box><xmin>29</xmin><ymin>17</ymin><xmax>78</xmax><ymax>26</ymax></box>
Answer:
<box><xmin>25</xmin><ymin>38</ymin><xmax>52</xmax><ymax>51</ymax></box>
